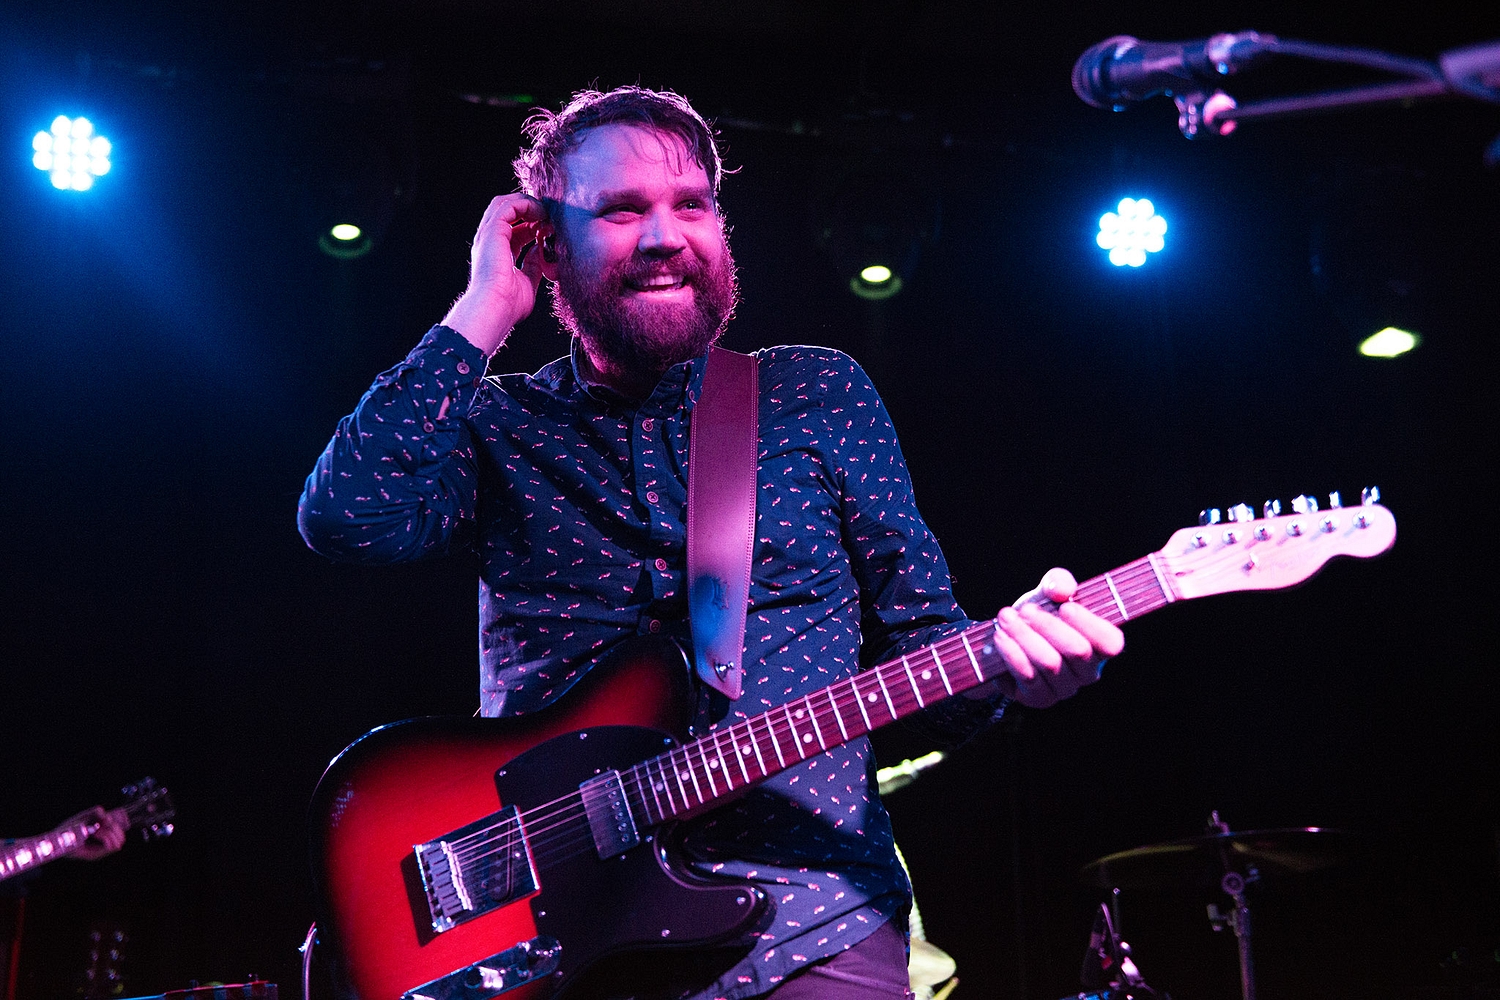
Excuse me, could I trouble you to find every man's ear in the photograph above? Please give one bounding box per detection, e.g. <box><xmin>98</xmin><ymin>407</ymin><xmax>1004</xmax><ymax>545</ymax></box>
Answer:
<box><xmin>538</xmin><ymin>231</ymin><xmax>559</xmax><ymax>282</ymax></box>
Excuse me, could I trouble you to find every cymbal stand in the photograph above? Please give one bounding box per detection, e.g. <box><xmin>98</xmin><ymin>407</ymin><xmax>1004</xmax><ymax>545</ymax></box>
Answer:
<box><xmin>1204</xmin><ymin>813</ymin><xmax>1260</xmax><ymax>1000</ymax></box>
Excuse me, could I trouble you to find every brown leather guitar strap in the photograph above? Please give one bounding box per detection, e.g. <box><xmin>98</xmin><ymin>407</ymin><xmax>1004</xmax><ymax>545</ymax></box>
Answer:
<box><xmin>686</xmin><ymin>345</ymin><xmax>758</xmax><ymax>700</ymax></box>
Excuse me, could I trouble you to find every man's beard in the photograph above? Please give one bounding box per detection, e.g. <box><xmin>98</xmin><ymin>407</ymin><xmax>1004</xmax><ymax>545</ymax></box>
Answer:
<box><xmin>551</xmin><ymin>239</ymin><xmax>739</xmax><ymax>385</ymax></box>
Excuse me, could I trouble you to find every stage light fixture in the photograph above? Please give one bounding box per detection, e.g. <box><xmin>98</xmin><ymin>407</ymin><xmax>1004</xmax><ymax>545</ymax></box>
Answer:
<box><xmin>1097</xmin><ymin>197</ymin><xmax>1167</xmax><ymax>267</ymax></box>
<box><xmin>318</xmin><ymin>223</ymin><xmax>374</xmax><ymax>259</ymax></box>
<box><xmin>1358</xmin><ymin>326</ymin><xmax>1419</xmax><ymax>358</ymax></box>
<box><xmin>33</xmin><ymin>116</ymin><xmax>111</xmax><ymax>191</ymax></box>
<box><xmin>851</xmin><ymin>264</ymin><xmax>903</xmax><ymax>300</ymax></box>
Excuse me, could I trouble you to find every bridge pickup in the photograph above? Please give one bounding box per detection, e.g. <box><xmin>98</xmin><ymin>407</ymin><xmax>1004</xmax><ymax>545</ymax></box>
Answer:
<box><xmin>401</xmin><ymin>935</ymin><xmax>561</xmax><ymax>1000</ymax></box>
<box><xmin>579</xmin><ymin>770</ymin><xmax>640</xmax><ymax>859</ymax></box>
<box><xmin>414</xmin><ymin>805</ymin><xmax>538</xmax><ymax>935</ymax></box>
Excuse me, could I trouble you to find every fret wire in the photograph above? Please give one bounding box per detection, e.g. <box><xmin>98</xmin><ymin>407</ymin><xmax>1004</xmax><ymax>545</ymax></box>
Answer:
<box><xmin>628</xmin><ymin>769</ymin><xmax>654</xmax><ymax>826</ymax></box>
<box><xmin>671</xmin><ymin>748</ymin><xmax>695</xmax><ymax>806</ymax></box>
<box><xmin>625</xmin><ymin>766</ymin><xmax>651</xmax><ymax>826</ymax></box>
<box><xmin>707</xmin><ymin>732</ymin><xmax>730</xmax><ymax>791</ymax></box>
<box><xmin>685</xmin><ymin>747</ymin><xmax>706</xmax><ymax>803</ymax></box>
<box><xmin>745</xmin><ymin>718</ymin><xmax>769</xmax><ymax>775</ymax></box>
<box><xmin>960</xmin><ymin>630</ymin><xmax>986</xmax><ymax>682</ymax></box>
<box><xmin>656</xmin><ymin>757</ymin><xmax>679</xmax><ymax>816</ymax></box>
<box><xmin>826</xmin><ymin>688</ymin><xmax>850</xmax><ymax>741</ymax></box>
<box><xmin>641</xmin><ymin>761</ymin><xmax>665</xmax><ymax>822</ymax></box>
<box><xmin>852</xmin><ymin>675</ymin><xmax>875</xmax><ymax>730</ymax></box>
<box><xmin>1145</xmin><ymin>553</ymin><xmax>1175</xmax><ymax>603</ymax></box>
<box><xmin>783</xmin><ymin>705</ymin><xmax>808</xmax><ymax>759</ymax></box>
<box><xmin>875</xmin><ymin>666</ymin><xmax>899</xmax><ymax>720</ymax></box>
<box><xmin>713</xmin><ymin>730</ymin><xmax>735</xmax><ymax>787</ymax></box>
<box><xmin>727</xmin><ymin>723</ymin><xmax>753</xmax><ymax>783</ymax></box>
<box><xmin>803</xmin><ymin>695</ymin><xmax>827</xmax><ymax>750</ymax></box>
<box><xmin>931</xmin><ymin>646</ymin><xmax>954</xmax><ymax>696</ymax></box>
<box><xmin>763</xmin><ymin>712</ymin><xmax>787</xmax><ymax>768</ymax></box>
<box><xmin>901</xmin><ymin>655</ymin><xmax>926</xmax><ymax>708</ymax></box>
<box><xmin>695</xmin><ymin>740</ymin><xmax>719</xmax><ymax>797</ymax></box>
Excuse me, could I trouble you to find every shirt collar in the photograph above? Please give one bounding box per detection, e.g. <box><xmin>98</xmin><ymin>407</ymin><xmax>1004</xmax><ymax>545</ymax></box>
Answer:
<box><xmin>566</xmin><ymin>335</ymin><xmax>704</xmax><ymax>412</ymax></box>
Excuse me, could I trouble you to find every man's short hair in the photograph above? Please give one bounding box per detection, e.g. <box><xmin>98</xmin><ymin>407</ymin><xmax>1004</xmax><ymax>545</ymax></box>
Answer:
<box><xmin>513</xmin><ymin>86</ymin><xmax>724</xmax><ymax>202</ymax></box>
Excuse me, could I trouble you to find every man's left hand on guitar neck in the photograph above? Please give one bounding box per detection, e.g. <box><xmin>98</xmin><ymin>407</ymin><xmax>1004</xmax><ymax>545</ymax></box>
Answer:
<box><xmin>971</xmin><ymin>567</ymin><xmax>1126</xmax><ymax>709</ymax></box>
<box><xmin>67</xmin><ymin>806</ymin><xmax>129</xmax><ymax>861</ymax></box>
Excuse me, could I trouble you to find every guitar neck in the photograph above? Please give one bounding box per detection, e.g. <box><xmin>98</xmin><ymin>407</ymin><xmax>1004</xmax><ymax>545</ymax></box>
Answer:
<box><xmin>619</xmin><ymin>556</ymin><xmax>1174</xmax><ymax>826</ymax></box>
<box><xmin>607</xmin><ymin>498</ymin><xmax>1398</xmax><ymax>827</ymax></box>
<box><xmin>0</xmin><ymin>819</ymin><xmax>98</xmax><ymax>882</ymax></box>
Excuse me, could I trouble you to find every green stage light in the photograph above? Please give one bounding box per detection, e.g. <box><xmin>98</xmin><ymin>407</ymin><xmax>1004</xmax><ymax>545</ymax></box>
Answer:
<box><xmin>1358</xmin><ymin>327</ymin><xmax>1419</xmax><ymax>358</ymax></box>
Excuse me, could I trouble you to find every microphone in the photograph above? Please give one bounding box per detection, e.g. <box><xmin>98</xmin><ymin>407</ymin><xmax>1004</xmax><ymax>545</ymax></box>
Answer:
<box><xmin>1072</xmin><ymin>32</ymin><xmax>1274</xmax><ymax>109</ymax></box>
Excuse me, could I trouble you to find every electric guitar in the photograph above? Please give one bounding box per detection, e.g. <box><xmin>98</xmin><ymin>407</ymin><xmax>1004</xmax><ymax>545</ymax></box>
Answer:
<box><xmin>0</xmin><ymin>778</ymin><xmax>175</xmax><ymax>882</ymax></box>
<box><xmin>309</xmin><ymin>494</ymin><xmax>1396</xmax><ymax>1000</ymax></box>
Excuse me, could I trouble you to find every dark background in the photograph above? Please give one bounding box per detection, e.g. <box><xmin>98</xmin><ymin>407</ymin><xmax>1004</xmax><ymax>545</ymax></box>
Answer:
<box><xmin>2</xmin><ymin>2</ymin><xmax>1497</xmax><ymax>998</ymax></box>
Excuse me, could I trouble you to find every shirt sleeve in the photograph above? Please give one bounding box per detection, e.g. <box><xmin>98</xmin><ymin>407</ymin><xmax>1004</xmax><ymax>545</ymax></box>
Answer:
<box><xmin>832</xmin><ymin>356</ymin><xmax>1009</xmax><ymax>746</ymax></box>
<box><xmin>297</xmin><ymin>325</ymin><xmax>490</xmax><ymax>564</ymax></box>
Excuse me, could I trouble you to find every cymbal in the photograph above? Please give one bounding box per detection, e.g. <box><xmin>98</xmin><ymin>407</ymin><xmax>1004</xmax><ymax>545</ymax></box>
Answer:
<box><xmin>908</xmin><ymin>938</ymin><xmax>957</xmax><ymax>987</ymax></box>
<box><xmin>1081</xmin><ymin>827</ymin><xmax>1351</xmax><ymax>890</ymax></box>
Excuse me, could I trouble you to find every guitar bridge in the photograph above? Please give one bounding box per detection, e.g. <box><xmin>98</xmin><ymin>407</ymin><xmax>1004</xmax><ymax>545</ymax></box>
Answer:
<box><xmin>414</xmin><ymin>806</ymin><xmax>538</xmax><ymax>934</ymax></box>
<box><xmin>401</xmin><ymin>935</ymin><xmax>561</xmax><ymax>1000</ymax></box>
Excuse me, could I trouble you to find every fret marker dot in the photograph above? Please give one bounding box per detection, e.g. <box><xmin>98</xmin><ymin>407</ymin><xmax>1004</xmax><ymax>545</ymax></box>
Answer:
<box><xmin>795</xmin><ymin>709</ymin><xmax>805</xmax><ymax>719</ymax></box>
<box><xmin>709</xmin><ymin>759</ymin><xmax>719</xmax><ymax>769</ymax></box>
<box><xmin>741</xmin><ymin>746</ymin><xmax>752</xmax><ymax>755</ymax></box>
<box><xmin>654</xmin><ymin>782</ymin><xmax>665</xmax><ymax>792</ymax></box>
<box><xmin>921</xmin><ymin>670</ymin><xmax>932</xmax><ymax>680</ymax></box>
<box><xmin>802</xmin><ymin>734</ymin><xmax>813</xmax><ymax>743</ymax></box>
<box><xmin>680</xmin><ymin>771</ymin><xmax>691</xmax><ymax>781</ymax></box>
<box><xmin>867</xmin><ymin>693</ymin><xmax>878</xmax><ymax>703</ymax></box>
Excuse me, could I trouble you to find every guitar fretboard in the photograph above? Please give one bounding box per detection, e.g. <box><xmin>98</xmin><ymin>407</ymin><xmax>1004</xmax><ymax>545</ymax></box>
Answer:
<box><xmin>0</xmin><ymin>821</ymin><xmax>94</xmax><ymax>882</ymax></box>
<box><xmin>618</xmin><ymin>555</ymin><xmax>1174</xmax><ymax>825</ymax></box>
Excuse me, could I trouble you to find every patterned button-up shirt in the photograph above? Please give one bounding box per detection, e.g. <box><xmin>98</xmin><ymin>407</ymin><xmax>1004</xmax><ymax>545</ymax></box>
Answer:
<box><xmin>298</xmin><ymin>325</ymin><xmax>1001</xmax><ymax>999</ymax></box>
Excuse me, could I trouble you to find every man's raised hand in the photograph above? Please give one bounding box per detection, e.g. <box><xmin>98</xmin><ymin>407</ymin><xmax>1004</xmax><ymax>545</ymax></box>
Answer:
<box><xmin>442</xmin><ymin>194</ymin><xmax>550</xmax><ymax>356</ymax></box>
<box><xmin>992</xmin><ymin>567</ymin><xmax>1126</xmax><ymax>708</ymax></box>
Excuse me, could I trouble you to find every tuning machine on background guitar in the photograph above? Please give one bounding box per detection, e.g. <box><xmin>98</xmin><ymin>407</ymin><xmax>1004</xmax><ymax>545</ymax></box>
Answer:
<box><xmin>120</xmin><ymin>778</ymin><xmax>175</xmax><ymax>842</ymax></box>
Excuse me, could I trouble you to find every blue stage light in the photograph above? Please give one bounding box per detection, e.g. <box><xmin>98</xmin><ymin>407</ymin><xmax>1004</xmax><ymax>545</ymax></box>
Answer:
<box><xmin>1097</xmin><ymin>197</ymin><xmax>1167</xmax><ymax>267</ymax></box>
<box><xmin>32</xmin><ymin>116</ymin><xmax>111</xmax><ymax>191</ymax></box>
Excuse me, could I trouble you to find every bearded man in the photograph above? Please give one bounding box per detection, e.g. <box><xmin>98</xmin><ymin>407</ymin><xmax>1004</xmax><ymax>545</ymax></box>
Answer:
<box><xmin>299</xmin><ymin>86</ymin><xmax>1122</xmax><ymax>1000</ymax></box>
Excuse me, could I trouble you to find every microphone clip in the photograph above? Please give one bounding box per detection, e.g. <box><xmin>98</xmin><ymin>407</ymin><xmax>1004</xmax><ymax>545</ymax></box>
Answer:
<box><xmin>1175</xmin><ymin>90</ymin><xmax>1240</xmax><ymax>139</ymax></box>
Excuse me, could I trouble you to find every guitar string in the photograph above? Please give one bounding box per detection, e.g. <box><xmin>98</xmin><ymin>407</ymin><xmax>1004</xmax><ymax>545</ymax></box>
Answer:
<box><xmin>442</xmin><ymin>621</ymin><xmax>1003</xmax><ymax>870</ymax></box>
<box><xmin>437</xmin><ymin>580</ymin><xmax>1172</xmax><ymax>874</ymax></box>
<box><xmin>443</xmin><ymin>607</ymin><xmax>1063</xmax><ymax>867</ymax></box>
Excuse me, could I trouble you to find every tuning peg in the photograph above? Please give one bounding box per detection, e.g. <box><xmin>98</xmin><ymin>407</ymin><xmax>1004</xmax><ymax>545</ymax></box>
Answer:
<box><xmin>1361</xmin><ymin>486</ymin><xmax>1381</xmax><ymax>505</ymax></box>
<box><xmin>1328</xmin><ymin>491</ymin><xmax>1342</xmax><ymax>509</ymax></box>
<box><xmin>1262</xmin><ymin>499</ymin><xmax>1281</xmax><ymax>519</ymax></box>
<box><xmin>1292</xmin><ymin>494</ymin><xmax>1319</xmax><ymax>515</ymax></box>
<box><xmin>1199</xmin><ymin>508</ymin><xmax>1222</xmax><ymax>526</ymax></box>
<box><xmin>1227</xmin><ymin>503</ymin><xmax>1254</xmax><ymax>523</ymax></box>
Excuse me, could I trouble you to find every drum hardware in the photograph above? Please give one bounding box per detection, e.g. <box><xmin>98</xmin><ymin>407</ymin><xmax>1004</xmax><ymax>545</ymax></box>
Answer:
<box><xmin>1064</xmin><ymin>896</ymin><xmax>1163</xmax><ymax>1000</ymax></box>
<box><xmin>1080</xmin><ymin>811</ymin><xmax>1352</xmax><ymax>1000</ymax></box>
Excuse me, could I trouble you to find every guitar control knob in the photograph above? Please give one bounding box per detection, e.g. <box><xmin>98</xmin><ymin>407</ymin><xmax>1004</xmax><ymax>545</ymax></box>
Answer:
<box><xmin>1199</xmin><ymin>508</ymin><xmax>1222</xmax><ymax>526</ymax></box>
<box><xmin>1292</xmin><ymin>494</ymin><xmax>1318</xmax><ymax>514</ymax></box>
<box><xmin>1228</xmin><ymin>503</ymin><xmax>1254</xmax><ymax>523</ymax></box>
<box><xmin>1262</xmin><ymin>499</ymin><xmax>1281</xmax><ymax>519</ymax></box>
<box><xmin>1361</xmin><ymin>486</ymin><xmax>1381</xmax><ymax>505</ymax></box>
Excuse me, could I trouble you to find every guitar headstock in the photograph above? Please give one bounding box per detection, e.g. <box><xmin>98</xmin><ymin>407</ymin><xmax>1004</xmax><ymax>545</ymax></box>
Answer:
<box><xmin>120</xmin><ymin>778</ymin><xmax>176</xmax><ymax>842</ymax></box>
<box><xmin>1157</xmin><ymin>489</ymin><xmax>1396</xmax><ymax>601</ymax></box>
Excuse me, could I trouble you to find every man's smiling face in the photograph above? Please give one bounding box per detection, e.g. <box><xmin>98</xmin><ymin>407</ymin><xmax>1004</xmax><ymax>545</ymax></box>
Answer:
<box><xmin>546</xmin><ymin>123</ymin><xmax>738</xmax><ymax>391</ymax></box>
